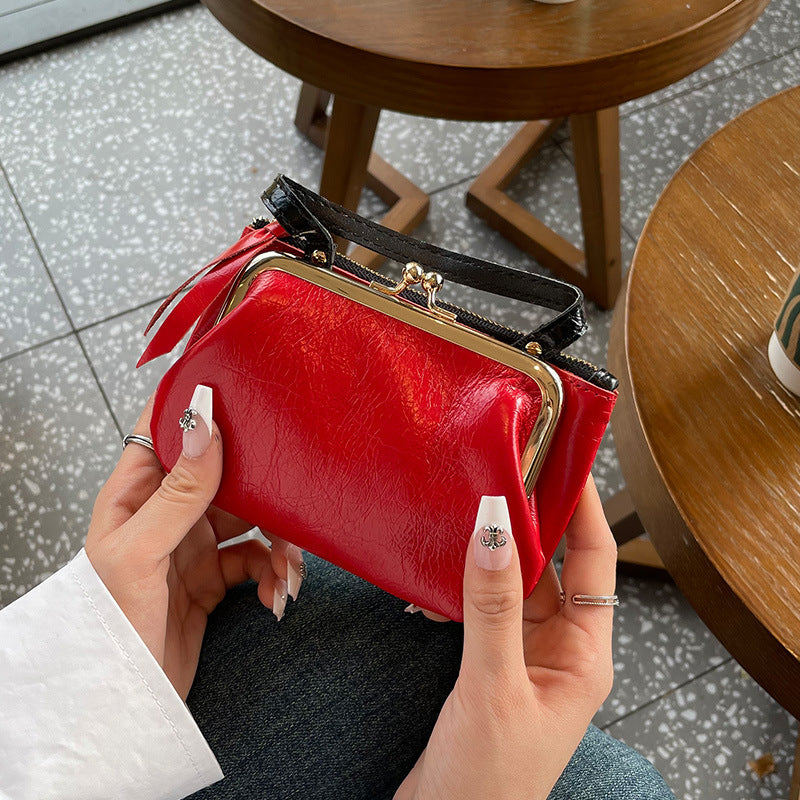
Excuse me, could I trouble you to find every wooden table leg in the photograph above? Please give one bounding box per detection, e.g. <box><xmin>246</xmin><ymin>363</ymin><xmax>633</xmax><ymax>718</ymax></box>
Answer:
<box><xmin>604</xmin><ymin>487</ymin><xmax>644</xmax><ymax>546</ymax></box>
<box><xmin>466</xmin><ymin>109</ymin><xmax>623</xmax><ymax>309</ymax></box>
<box><xmin>294</xmin><ymin>83</ymin><xmax>429</xmax><ymax>269</ymax></box>
<box><xmin>320</xmin><ymin>94</ymin><xmax>380</xmax><ymax>215</ymax></box>
<box><xmin>295</xmin><ymin>82</ymin><xmax>332</xmax><ymax>137</ymax></box>
<box><xmin>465</xmin><ymin>119</ymin><xmax>583</xmax><ymax>277</ymax></box>
<box><xmin>603</xmin><ymin>487</ymin><xmax>667</xmax><ymax>571</ymax></box>
<box><xmin>570</xmin><ymin>107</ymin><xmax>622</xmax><ymax>309</ymax></box>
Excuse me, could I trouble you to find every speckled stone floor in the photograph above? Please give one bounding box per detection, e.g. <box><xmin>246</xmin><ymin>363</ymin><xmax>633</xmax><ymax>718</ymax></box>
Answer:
<box><xmin>1</xmin><ymin>4</ymin><xmax>798</xmax><ymax>798</ymax></box>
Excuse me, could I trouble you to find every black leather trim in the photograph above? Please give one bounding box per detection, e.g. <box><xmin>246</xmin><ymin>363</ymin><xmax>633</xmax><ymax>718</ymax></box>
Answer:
<box><xmin>262</xmin><ymin>175</ymin><xmax>587</xmax><ymax>355</ymax></box>
<box><xmin>261</xmin><ymin>177</ymin><xmax>335</xmax><ymax>262</ymax></box>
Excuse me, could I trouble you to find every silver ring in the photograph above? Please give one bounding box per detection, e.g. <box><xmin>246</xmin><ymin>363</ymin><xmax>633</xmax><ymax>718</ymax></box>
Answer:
<box><xmin>571</xmin><ymin>594</ymin><xmax>619</xmax><ymax>607</ymax></box>
<box><xmin>122</xmin><ymin>434</ymin><xmax>155</xmax><ymax>451</ymax></box>
<box><xmin>298</xmin><ymin>562</ymin><xmax>307</xmax><ymax>579</ymax></box>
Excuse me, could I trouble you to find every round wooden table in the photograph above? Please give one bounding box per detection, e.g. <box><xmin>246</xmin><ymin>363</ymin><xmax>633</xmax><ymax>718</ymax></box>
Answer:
<box><xmin>609</xmin><ymin>85</ymin><xmax>800</xmax><ymax>795</ymax></box>
<box><xmin>201</xmin><ymin>0</ymin><xmax>767</xmax><ymax>308</ymax></box>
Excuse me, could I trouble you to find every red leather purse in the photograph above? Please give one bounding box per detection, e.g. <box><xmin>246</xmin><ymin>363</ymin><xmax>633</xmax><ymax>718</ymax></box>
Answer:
<box><xmin>140</xmin><ymin>176</ymin><xmax>617</xmax><ymax>621</ymax></box>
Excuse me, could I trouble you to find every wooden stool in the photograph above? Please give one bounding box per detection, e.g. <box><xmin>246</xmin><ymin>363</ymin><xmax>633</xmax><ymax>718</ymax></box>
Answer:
<box><xmin>201</xmin><ymin>0</ymin><xmax>768</xmax><ymax>308</ymax></box>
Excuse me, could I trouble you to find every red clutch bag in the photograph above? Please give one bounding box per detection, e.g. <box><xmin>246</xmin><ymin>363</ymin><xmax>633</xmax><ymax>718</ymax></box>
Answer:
<box><xmin>140</xmin><ymin>176</ymin><xmax>617</xmax><ymax>621</ymax></box>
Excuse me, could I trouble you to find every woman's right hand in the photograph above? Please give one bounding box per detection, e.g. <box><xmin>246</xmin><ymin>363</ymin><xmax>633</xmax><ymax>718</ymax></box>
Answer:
<box><xmin>394</xmin><ymin>478</ymin><xmax>617</xmax><ymax>800</ymax></box>
<box><xmin>85</xmin><ymin>388</ymin><xmax>305</xmax><ymax>700</ymax></box>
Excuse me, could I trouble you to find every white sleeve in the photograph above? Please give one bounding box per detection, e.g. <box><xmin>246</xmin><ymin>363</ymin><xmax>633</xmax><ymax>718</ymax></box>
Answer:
<box><xmin>0</xmin><ymin>549</ymin><xmax>223</xmax><ymax>800</ymax></box>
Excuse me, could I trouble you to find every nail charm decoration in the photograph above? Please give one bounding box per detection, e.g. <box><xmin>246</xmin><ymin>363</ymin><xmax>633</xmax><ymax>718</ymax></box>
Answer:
<box><xmin>181</xmin><ymin>385</ymin><xmax>213</xmax><ymax>459</ymax></box>
<box><xmin>473</xmin><ymin>496</ymin><xmax>513</xmax><ymax>571</ymax></box>
<box><xmin>179</xmin><ymin>408</ymin><xmax>197</xmax><ymax>431</ymax></box>
<box><xmin>479</xmin><ymin>524</ymin><xmax>507</xmax><ymax>550</ymax></box>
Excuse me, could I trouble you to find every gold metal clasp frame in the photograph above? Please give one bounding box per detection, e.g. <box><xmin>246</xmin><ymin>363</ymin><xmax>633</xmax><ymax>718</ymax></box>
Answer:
<box><xmin>370</xmin><ymin>262</ymin><xmax>457</xmax><ymax>323</ymax></box>
<box><xmin>217</xmin><ymin>252</ymin><xmax>562</xmax><ymax>494</ymax></box>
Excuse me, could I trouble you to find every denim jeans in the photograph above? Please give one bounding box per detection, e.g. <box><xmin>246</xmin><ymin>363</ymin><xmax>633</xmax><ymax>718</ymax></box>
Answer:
<box><xmin>187</xmin><ymin>554</ymin><xmax>675</xmax><ymax>800</ymax></box>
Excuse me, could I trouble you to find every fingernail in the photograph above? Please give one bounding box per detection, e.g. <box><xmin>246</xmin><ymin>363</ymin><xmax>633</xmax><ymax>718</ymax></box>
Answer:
<box><xmin>472</xmin><ymin>495</ymin><xmax>513</xmax><ymax>571</ymax></box>
<box><xmin>181</xmin><ymin>384</ymin><xmax>213</xmax><ymax>459</ymax></box>
<box><xmin>273</xmin><ymin>579</ymin><xmax>288</xmax><ymax>621</ymax></box>
<box><xmin>286</xmin><ymin>546</ymin><xmax>305</xmax><ymax>601</ymax></box>
<box><xmin>404</xmin><ymin>603</ymin><xmax>422</xmax><ymax>614</ymax></box>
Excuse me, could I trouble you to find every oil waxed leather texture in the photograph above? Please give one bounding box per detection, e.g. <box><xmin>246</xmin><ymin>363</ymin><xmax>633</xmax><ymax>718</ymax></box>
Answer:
<box><xmin>150</xmin><ymin>268</ymin><xmax>616</xmax><ymax>621</ymax></box>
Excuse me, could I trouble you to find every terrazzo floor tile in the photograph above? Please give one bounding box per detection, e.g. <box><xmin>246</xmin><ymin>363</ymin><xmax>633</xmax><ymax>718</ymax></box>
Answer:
<box><xmin>0</xmin><ymin>169</ymin><xmax>71</xmax><ymax>359</ymax></box>
<box><xmin>623</xmin><ymin>0</ymin><xmax>800</xmax><ymax>116</ymax></box>
<box><xmin>594</xmin><ymin>575</ymin><xmax>730</xmax><ymax>728</ymax></box>
<box><xmin>607</xmin><ymin>659</ymin><xmax>798</xmax><ymax>800</ymax></box>
<box><xmin>374</xmin><ymin>115</ymin><xmax>533</xmax><ymax>191</ymax></box>
<box><xmin>0</xmin><ymin>7</ymin><xmax>320</xmax><ymax>329</ymax></box>
<box><xmin>79</xmin><ymin>300</ymin><xmax>187</xmax><ymax>433</ymax></box>
<box><xmin>611</xmin><ymin>50</ymin><xmax>800</xmax><ymax>239</ymax></box>
<box><xmin>0</xmin><ymin>336</ymin><xmax>121</xmax><ymax>608</ymax></box>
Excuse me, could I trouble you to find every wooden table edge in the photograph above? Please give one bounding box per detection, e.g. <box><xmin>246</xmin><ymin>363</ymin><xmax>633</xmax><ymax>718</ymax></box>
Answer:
<box><xmin>201</xmin><ymin>0</ymin><xmax>768</xmax><ymax>119</ymax></box>
<box><xmin>609</xmin><ymin>267</ymin><xmax>800</xmax><ymax>719</ymax></box>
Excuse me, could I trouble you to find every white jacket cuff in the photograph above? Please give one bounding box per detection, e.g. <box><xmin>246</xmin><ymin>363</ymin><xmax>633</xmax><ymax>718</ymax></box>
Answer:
<box><xmin>0</xmin><ymin>548</ymin><xmax>223</xmax><ymax>800</ymax></box>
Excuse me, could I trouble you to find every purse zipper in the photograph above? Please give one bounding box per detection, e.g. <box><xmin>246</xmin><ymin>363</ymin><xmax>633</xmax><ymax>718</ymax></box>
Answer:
<box><xmin>337</xmin><ymin>252</ymin><xmax>527</xmax><ymax>337</ymax></box>
<box><xmin>547</xmin><ymin>352</ymin><xmax>617</xmax><ymax>389</ymax></box>
<box><xmin>253</xmin><ymin>218</ymin><xmax>552</xmax><ymax>339</ymax></box>
<box><xmin>250</xmin><ymin>220</ymin><xmax>615</xmax><ymax>390</ymax></box>
<box><xmin>333</xmin><ymin>252</ymin><xmax>617</xmax><ymax>391</ymax></box>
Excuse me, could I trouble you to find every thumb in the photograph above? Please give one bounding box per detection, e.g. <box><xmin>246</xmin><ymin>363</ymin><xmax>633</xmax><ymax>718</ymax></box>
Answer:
<box><xmin>126</xmin><ymin>384</ymin><xmax>222</xmax><ymax>559</ymax></box>
<box><xmin>460</xmin><ymin>496</ymin><xmax>526</xmax><ymax>685</ymax></box>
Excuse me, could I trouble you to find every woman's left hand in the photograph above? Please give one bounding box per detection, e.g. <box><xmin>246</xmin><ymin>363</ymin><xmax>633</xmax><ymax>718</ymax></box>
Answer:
<box><xmin>85</xmin><ymin>388</ymin><xmax>302</xmax><ymax>700</ymax></box>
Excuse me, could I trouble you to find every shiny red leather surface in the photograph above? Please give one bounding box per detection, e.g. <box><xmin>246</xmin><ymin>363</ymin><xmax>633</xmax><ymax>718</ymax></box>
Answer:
<box><xmin>147</xmin><ymin>237</ymin><xmax>616</xmax><ymax>621</ymax></box>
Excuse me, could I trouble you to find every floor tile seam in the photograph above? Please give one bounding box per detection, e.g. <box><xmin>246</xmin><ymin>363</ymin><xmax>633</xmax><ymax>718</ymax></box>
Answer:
<box><xmin>1</xmin><ymin>291</ymin><xmax>186</xmax><ymax>365</ymax></box>
<box><xmin>2</xmin><ymin>157</ymin><xmax>130</xmax><ymax>437</ymax></box>
<box><xmin>74</xmin><ymin>293</ymin><xmax>175</xmax><ymax>335</ymax></box>
<box><xmin>0</xmin><ymin>156</ymin><xmax>78</xmax><ymax>334</ymax></box>
<box><xmin>0</xmin><ymin>330</ymin><xmax>76</xmax><ymax>367</ymax></box>
<box><xmin>74</xmin><ymin>330</ymin><xmax>124</xmax><ymax>438</ymax></box>
<box><xmin>0</xmin><ymin>326</ymin><xmax>124</xmax><ymax>440</ymax></box>
<box><xmin>427</xmin><ymin>174</ymin><xmax>480</xmax><ymax>200</ymax></box>
<box><xmin>600</xmin><ymin>655</ymin><xmax>734</xmax><ymax>732</ymax></box>
<box><xmin>555</xmin><ymin>138</ymin><xmax>573</xmax><ymax>167</ymax></box>
<box><xmin>621</xmin><ymin>44</ymin><xmax>800</xmax><ymax>119</ymax></box>
<box><xmin>622</xmin><ymin>224</ymin><xmax>638</xmax><ymax>246</ymax></box>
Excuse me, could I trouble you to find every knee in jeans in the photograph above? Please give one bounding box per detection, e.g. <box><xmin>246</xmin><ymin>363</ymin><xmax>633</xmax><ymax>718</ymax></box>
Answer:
<box><xmin>549</xmin><ymin>726</ymin><xmax>676</xmax><ymax>800</ymax></box>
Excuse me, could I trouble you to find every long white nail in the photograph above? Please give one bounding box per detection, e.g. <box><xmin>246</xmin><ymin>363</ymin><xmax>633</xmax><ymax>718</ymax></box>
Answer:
<box><xmin>181</xmin><ymin>384</ymin><xmax>213</xmax><ymax>459</ymax></box>
<box><xmin>273</xmin><ymin>579</ymin><xmax>288</xmax><ymax>621</ymax></box>
<box><xmin>472</xmin><ymin>495</ymin><xmax>513</xmax><ymax>571</ymax></box>
<box><xmin>286</xmin><ymin>546</ymin><xmax>305</xmax><ymax>601</ymax></box>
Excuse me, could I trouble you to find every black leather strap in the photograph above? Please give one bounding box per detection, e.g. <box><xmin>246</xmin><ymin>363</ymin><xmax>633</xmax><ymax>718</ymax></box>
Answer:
<box><xmin>262</xmin><ymin>175</ymin><xmax>586</xmax><ymax>356</ymax></box>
